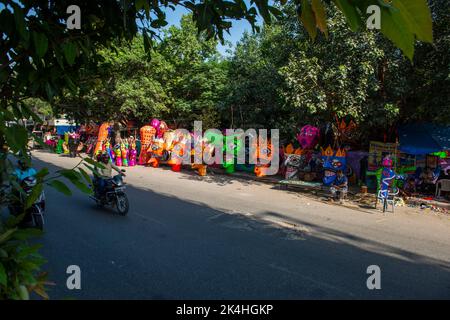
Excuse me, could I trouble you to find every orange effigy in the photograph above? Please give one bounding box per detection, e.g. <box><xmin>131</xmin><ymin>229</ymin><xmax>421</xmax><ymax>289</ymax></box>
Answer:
<box><xmin>254</xmin><ymin>139</ymin><xmax>274</xmax><ymax>177</ymax></box>
<box><xmin>138</xmin><ymin>125</ymin><xmax>156</xmax><ymax>165</ymax></box>
<box><xmin>93</xmin><ymin>122</ymin><xmax>110</xmax><ymax>155</ymax></box>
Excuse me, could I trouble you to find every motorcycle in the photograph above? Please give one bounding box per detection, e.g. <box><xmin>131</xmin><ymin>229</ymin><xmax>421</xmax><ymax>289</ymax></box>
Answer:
<box><xmin>9</xmin><ymin>176</ymin><xmax>46</xmax><ymax>230</ymax></box>
<box><xmin>90</xmin><ymin>170</ymin><xmax>129</xmax><ymax>215</ymax></box>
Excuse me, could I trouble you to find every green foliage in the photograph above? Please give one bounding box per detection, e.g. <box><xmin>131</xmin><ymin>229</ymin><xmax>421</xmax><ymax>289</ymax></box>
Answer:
<box><xmin>221</xmin><ymin>0</ymin><xmax>448</xmax><ymax>142</ymax></box>
<box><xmin>55</xmin><ymin>15</ymin><xmax>227</xmax><ymax>128</ymax></box>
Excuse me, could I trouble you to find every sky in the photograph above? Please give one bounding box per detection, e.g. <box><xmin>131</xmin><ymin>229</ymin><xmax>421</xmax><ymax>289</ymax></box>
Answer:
<box><xmin>163</xmin><ymin>5</ymin><xmax>254</xmax><ymax>56</ymax></box>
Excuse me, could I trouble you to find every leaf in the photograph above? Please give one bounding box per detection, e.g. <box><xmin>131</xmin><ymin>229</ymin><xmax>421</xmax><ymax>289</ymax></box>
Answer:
<box><xmin>47</xmin><ymin>180</ymin><xmax>72</xmax><ymax>196</ymax></box>
<box><xmin>32</xmin><ymin>285</ymin><xmax>49</xmax><ymax>300</ymax></box>
<box><xmin>380</xmin><ymin>6</ymin><xmax>415</xmax><ymax>60</ymax></box>
<box><xmin>36</xmin><ymin>168</ymin><xmax>49</xmax><ymax>180</ymax></box>
<box><xmin>32</xmin><ymin>32</ymin><xmax>48</xmax><ymax>58</ymax></box>
<box><xmin>0</xmin><ymin>263</ymin><xmax>6</xmax><ymax>286</ymax></box>
<box><xmin>392</xmin><ymin>0</ymin><xmax>433</xmax><ymax>43</ymax></box>
<box><xmin>311</xmin><ymin>0</ymin><xmax>328</xmax><ymax>37</ymax></box>
<box><xmin>78</xmin><ymin>167</ymin><xmax>93</xmax><ymax>185</ymax></box>
<box><xmin>300</xmin><ymin>0</ymin><xmax>317</xmax><ymax>40</ymax></box>
<box><xmin>334</xmin><ymin>0</ymin><xmax>362</xmax><ymax>32</ymax></box>
<box><xmin>12</xmin><ymin>228</ymin><xmax>43</xmax><ymax>241</ymax></box>
<box><xmin>25</xmin><ymin>182</ymin><xmax>43</xmax><ymax>209</ymax></box>
<box><xmin>0</xmin><ymin>249</ymin><xmax>8</xmax><ymax>258</ymax></box>
<box><xmin>17</xmin><ymin>244</ymin><xmax>43</xmax><ymax>259</ymax></box>
<box><xmin>62</xmin><ymin>42</ymin><xmax>77</xmax><ymax>65</ymax></box>
<box><xmin>83</xmin><ymin>157</ymin><xmax>105</xmax><ymax>169</ymax></box>
<box><xmin>13</xmin><ymin>4</ymin><xmax>29</xmax><ymax>44</ymax></box>
<box><xmin>59</xmin><ymin>169</ymin><xmax>92</xmax><ymax>195</ymax></box>
<box><xmin>0</xmin><ymin>228</ymin><xmax>17</xmax><ymax>245</ymax></box>
<box><xmin>18</xmin><ymin>285</ymin><xmax>30</xmax><ymax>300</ymax></box>
<box><xmin>5</xmin><ymin>125</ymin><xmax>28</xmax><ymax>153</ymax></box>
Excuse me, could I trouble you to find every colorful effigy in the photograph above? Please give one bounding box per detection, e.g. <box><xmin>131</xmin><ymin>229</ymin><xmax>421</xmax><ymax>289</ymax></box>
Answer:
<box><xmin>254</xmin><ymin>138</ymin><xmax>273</xmax><ymax>177</ymax></box>
<box><xmin>321</xmin><ymin>146</ymin><xmax>347</xmax><ymax>186</ymax></box>
<box><xmin>297</xmin><ymin>125</ymin><xmax>320</xmax><ymax>150</ymax></box>
<box><xmin>128</xmin><ymin>137</ymin><xmax>137</xmax><ymax>167</ymax></box>
<box><xmin>138</xmin><ymin>125</ymin><xmax>156</xmax><ymax>165</ymax></box>
<box><xmin>283</xmin><ymin>144</ymin><xmax>306</xmax><ymax>180</ymax></box>
<box><xmin>93</xmin><ymin>122</ymin><xmax>111</xmax><ymax>156</ymax></box>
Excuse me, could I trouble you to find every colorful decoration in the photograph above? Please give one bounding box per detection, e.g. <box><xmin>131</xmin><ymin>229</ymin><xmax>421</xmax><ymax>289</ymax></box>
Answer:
<box><xmin>283</xmin><ymin>144</ymin><xmax>305</xmax><ymax>180</ymax></box>
<box><xmin>321</xmin><ymin>146</ymin><xmax>347</xmax><ymax>186</ymax></box>
<box><xmin>121</xmin><ymin>142</ymin><xmax>129</xmax><ymax>167</ymax></box>
<box><xmin>94</xmin><ymin>122</ymin><xmax>111</xmax><ymax>155</ymax></box>
<box><xmin>335</xmin><ymin>116</ymin><xmax>358</xmax><ymax>146</ymax></box>
<box><xmin>157</xmin><ymin>121</ymin><xmax>169</xmax><ymax>139</ymax></box>
<box><xmin>114</xmin><ymin>144</ymin><xmax>122</xmax><ymax>166</ymax></box>
<box><xmin>379</xmin><ymin>156</ymin><xmax>403</xmax><ymax>198</ymax></box>
<box><xmin>150</xmin><ymin>118</ymin><xmax>160</xmax><ymax>130</ymax></box>
<box><xmin>128</xmin><ymin>141</ymin><xmax>137</xmax><ymax>167</ymax></box>
<box><xmin>139</xmin><ymin>125</ymin><xmax>156</xmax><ymax>165</ymax></box>
<box><xmin>254</xmin><ymin>138</ymin><xmax>273</xmax><ymax>177</ymax></box>
<box><xmin>297</xmin><ymin>125</ymin><xmax>320</xmax><ymax>150</ymax></box>
<box><xmin>168</xmin><ymin>131</ymin><xmax>190</xmax><ymax>172</ymax></box>
<box><xmin>147</xmin><ymin>138</ymin><xmax>166</xmax><ymax>168</ymax></box>
<box><xmin>191</xmin><ymin>135</ymin><xmax>215</xmax><ymax>176</ymax></box>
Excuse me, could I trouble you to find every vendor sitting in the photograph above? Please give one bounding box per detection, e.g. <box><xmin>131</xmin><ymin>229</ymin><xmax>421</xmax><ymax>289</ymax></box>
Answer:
<box><xmin>330</xmin><ymin>170</ymin><xmax>348</xmax><ymax>203</ymax></box>
<box><xmin>418</xmin><ymin>167</ymin><xmax>436</xmax><ymax>194</ymax></box>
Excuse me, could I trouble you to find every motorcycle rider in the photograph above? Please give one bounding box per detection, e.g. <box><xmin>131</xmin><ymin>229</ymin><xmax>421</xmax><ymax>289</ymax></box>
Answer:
<box><xmin>10</xmin><ymin>158</ymin><xmax>39</xmax><ymax>224</ymax></box>
<box><xmin>13</xmin><ymin>158</ymin><xmax>37</xmax><ymax>182</ymax></box>
<box><xmin>94</xmin><ymin>152</ymin><xmax>125</xmax><ymax>198</ymax></box>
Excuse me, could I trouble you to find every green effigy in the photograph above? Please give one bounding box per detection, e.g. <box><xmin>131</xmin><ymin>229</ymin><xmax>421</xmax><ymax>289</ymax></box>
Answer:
<box><xmin>56</xmin><ymin>139</ymin><xmax>64</xmax><ymax>154</ymax></box>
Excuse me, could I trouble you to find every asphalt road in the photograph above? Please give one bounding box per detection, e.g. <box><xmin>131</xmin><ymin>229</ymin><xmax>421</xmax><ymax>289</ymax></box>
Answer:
<box><xmin>27</xmin><ymin>151</ymin><xmax>450</xmax><ymax>299</ymax></box>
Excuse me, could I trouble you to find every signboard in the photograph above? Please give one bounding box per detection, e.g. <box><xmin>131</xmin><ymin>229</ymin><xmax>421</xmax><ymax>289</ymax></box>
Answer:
<box><xmin>368</xmin><ymin>141</ymin><xmax>399</xmax><ymax>170</ymax></box>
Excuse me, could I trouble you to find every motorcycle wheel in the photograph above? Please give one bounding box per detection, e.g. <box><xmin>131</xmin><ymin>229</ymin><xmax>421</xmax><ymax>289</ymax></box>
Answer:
<box><xmin>32</xmin><ymin>211</ymin><xmax>44</xmax><ymax>230</ymax></box>
<box><xmin>116</xmin><ymin>193</ymin><xmax>129</xmax><ymax>216</ymax></box>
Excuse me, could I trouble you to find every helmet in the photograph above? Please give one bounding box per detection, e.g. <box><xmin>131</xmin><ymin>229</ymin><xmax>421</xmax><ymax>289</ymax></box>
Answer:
<box><xmin>18</xmin><ymin>159</ymin><xmax>29</xmax><ymax>170</ymax></box>
<box><xmin>100</xmin><ymin>152</ymin><xmax>110</xmax><ymax>164</ymax></box>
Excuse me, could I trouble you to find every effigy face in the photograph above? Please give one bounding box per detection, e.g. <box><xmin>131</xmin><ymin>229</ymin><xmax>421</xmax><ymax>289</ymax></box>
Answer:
<box><xmin>321</xmin><ymin>146</ymin><xmax>347</xmax><ymax>186</ymax></box>
<box><xmin>149</xmin><ymin>138</ymin><xmax>165</xmax><ymax>157</ymax></box>
<box><xmin>157</xmin><ymin>121</ymin><xmax>169</xmax><ymax>138</ymax></box>
<box><xmin>284</xmin><ymin>154</ymin><xmax>305</xmax><ymax>179</ymax></box>
<box><xmin>297</xmin><ymin>125</ymin><xmax>320</xmax><ymax>150</ymax></box>
<box><xmin>163</xmin><ymin>130</ymin><xmax>176</xmax><ymax>151</ymax></box>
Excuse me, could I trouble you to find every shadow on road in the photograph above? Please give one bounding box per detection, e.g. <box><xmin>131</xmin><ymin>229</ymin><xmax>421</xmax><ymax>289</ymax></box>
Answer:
<box><xmin>30</xmin><ymin>154</ymin><xmax>450</xmax><ymax>299</ymax></box>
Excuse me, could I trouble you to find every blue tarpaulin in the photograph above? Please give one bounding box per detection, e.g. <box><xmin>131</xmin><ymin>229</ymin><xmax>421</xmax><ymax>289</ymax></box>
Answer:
<box><xmin>398</xmin><ymin>124</ymin><xmax>450</xmax><ymax>155</ymax></box>
<box><xmin>56</xmin><ymin>125</ymin><xmax>78</xmax><ymax>135</ymax></box>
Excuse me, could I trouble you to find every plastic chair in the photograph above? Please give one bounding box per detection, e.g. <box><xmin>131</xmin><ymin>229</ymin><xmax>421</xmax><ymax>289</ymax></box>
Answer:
<box><xmin>376</xmin><ymin>189</ymin><xmax>399</xmax><ymax>213</ymax></box>
<box><xmin>436</xmin><ymin>179</ymin><xmax>450</xmax><ymax>198</ymax></box>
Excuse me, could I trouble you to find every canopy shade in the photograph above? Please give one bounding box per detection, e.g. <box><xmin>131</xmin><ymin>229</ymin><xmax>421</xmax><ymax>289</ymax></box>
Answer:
<box><xmin>398</xmin><ymin>124</ymin><xmax>450</xmax><ymax>155</ymax></box>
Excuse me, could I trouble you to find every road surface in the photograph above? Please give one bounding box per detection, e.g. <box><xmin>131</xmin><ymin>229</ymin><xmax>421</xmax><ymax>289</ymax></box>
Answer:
<box><xmin>28</xmin><ymin>150</ymin><xmax>450</xmax><ymax>299</ymax></box>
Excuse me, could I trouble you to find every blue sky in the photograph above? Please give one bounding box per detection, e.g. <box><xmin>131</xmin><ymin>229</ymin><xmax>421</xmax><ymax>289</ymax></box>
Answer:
<box><xmin>163</xmin><ymin>5</ymin><xmax>253</xmax><ymax>56</ymax></box>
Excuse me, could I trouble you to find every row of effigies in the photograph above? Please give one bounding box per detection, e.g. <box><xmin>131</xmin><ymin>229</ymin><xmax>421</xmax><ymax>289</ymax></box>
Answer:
<box><xmin>282</xmin><ymin>123</ymin><xmax>353</xmax><ymax>186</ymax></box>
<box><xmin>138</xmin><ymin>120</ymin><xmax>279</xmax><ymax>177</ymax></box>
<box><xmin>93</xmin><ymin>122</ymin><xmax>138</xmax><ymax>167</ymax></box>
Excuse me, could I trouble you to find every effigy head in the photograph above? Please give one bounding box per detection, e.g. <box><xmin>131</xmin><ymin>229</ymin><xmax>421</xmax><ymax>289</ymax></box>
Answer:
<box><xmin>140</xmin><ymin>125</ymin><xmax>156</xmax><ymax>144</ymax></box>
<box><xmin>382</xmin><ymin>155</ymin><xmax>393</xmax><ymax>168</ymax></box>
<box><xmin>321</xmin><ymin>146</ymin><xmax>347</xmax><ymax>185</ymax></box>
<box><xmin>150</xmin><ymin>118</ymin><xmax>160</xmax><ymax>129</ymax></box>
<box><xmin>157</xmin><ymin>121</ymin><xmax>168</xmax><ymax>138</ymax></box>
<box><xmin>297</xmin><ymin>125</ymin><xmax>320</xmax><ymax>150</ymax></box>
